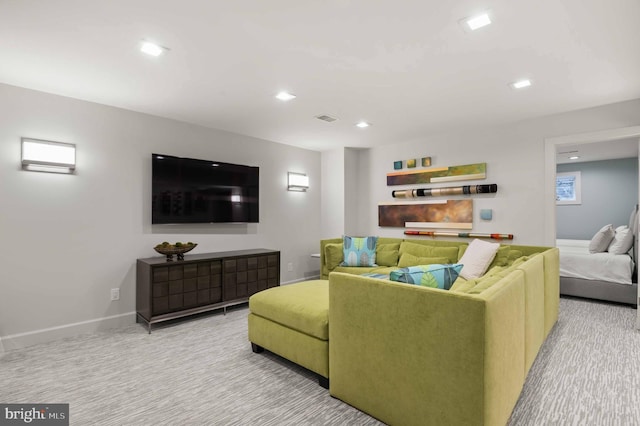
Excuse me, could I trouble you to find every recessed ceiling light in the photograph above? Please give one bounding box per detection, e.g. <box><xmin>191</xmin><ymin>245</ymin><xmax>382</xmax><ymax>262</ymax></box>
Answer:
<box><xmin>356</xmin><ymin>121</ymin><xmax>371</xmax><ymax>128</ymax></box>
<box><xmin>511</xmin><ymin>79</ymin><xmax>532</xmax><ymax>89</ymax></box>
<box><xmin>569</xmin><ymin>156</ymin><xmax>580</xmax><ymax>160</ymax></box>
<box><xmin>276</xmin><ymin>92</ymin><xmax>296</xmax><ymax>101</ymax></box>
<box><xmin>465</xmin><ymin>13</ymin><xmax>491</xmax><ymax>31</ymax></box>
<box><xmin>140</xmin><ymin>41</ymin><xmax>166</xmax><ymax>57</ymax></box>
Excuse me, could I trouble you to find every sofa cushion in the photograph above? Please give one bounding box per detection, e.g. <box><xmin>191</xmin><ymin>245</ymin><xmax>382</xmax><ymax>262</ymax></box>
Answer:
<box><xmin>466</xmin><ymin>274</ymin><xmax>504</xmax><ymax>294</ymax></box>
<box><xmin>249</xmin><ymin>280</ymin><xmax>329</xmax><ymax>340</ymax></box>
<box><xmin>398</xmin><ymin>253</ymin><xmax>450</xmax><ymax>268</ymax></box>
<box><xmin>324</xmin><ymin>243</ymin><xmax>344</xmax><ymax>270</ymax></box>
<box><xmin>489</xmin><ymin>245</ymin><xmax>523</xmax><ymax>269</ymax></box>
<box><xmin>389</xmin><ymin>264</ymin><xmax>463</xmax><ymax>290</ymax></box>
<box><xmin>449</xmin><ymin>277</ymin><xmax>477</xmax><ymax>293</ymax></box>
<box><xmin>326</xmin><ymin>241</ymin><xmax>402</xmax><ymax>270</ymax></box>
<box><xmin>467</xmin><ymin>255</ymin><xmax>532</xmax><ymax>294</ymax></box>
<box><xmin>342</xmin><ymin>236</ymin><xmax>378</xmax><ymax>267</ymax></box>
<box><xmin>332</xmin><ymin>265</ymin><xmax>384</xmax><ymax>275</ymax></box>
<box><xmin>376</xmin><ymin>243</ymin><xmax>401</xmax><ymax>266</ymax></box>
<box><xmin>458</xmin><ymin>239</ymin><xmax>500</xmax><ymax>280</ymax></box>
<box><xmin>399</xmin><ymin>242</ymin><xmax>459</xmax><ymax>264</ymax></box>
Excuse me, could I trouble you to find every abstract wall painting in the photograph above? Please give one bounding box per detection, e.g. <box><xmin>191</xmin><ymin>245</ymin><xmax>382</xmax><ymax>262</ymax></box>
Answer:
<box><xmin>391</xmin><ymin>184</ymin><xmax>497</xmax><ymax>198</ymax></box>
<box><xmin>387</xmin><ymin>162</ymin><xmax>486</xmax><ymax>186</ymax></box>
<box><xmin>404</xmin><ymin>230</ymin><xmax>513</xmax><ymax>240</ymax></box>
<box><xmin>394</xmin><ymin>156</ymin><xmax>432</xmax><ymax>170</ymax></box>
<box><xmin>378</xmin><ymin>199</ymin><xmax>473</xmax><ymax>229</ymax></box>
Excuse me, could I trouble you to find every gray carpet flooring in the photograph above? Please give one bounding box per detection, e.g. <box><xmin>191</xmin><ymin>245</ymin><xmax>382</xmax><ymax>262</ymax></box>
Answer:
<box><xmin>1</xmin><ymin>297</ymin><xmax>639</xmax><ymax>425</ymax></box>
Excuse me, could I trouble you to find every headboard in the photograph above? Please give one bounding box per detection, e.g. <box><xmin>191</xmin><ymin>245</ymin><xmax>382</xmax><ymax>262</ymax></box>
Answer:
<box><xmin>630</xmin><ymin>204</ymin><xmax>638</xmax><ymax>275</ymax></box>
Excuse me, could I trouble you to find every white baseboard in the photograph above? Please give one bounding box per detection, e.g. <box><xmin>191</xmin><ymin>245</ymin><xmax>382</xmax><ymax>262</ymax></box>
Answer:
<box><xmin>281</xmin><ymin>275</ymin><xmax>321</xmax><ymax>285</ymax></box>
<box><xmin>0</xmin><ymin>277</ymin><xmax>324</xmax><ymax>352</ymax></box>
<box><xmin>0</xmin><ymin>312</ymin><xmax>136</xmax><ymax>351</ymax></box>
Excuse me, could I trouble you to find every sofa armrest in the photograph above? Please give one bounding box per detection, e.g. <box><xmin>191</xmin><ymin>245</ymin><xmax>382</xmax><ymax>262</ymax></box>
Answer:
<box><xmin>329</xmin><ymin>271</ymin><xmax>525</xmax><ymax>426</ymax></box>
<box><xmin>320</xmin><ymin>238</ymin><xmax>342</xmax><ymax>279</ymax></box>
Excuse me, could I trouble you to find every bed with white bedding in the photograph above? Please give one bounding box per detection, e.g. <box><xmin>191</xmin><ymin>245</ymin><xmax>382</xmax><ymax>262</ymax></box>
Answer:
<box><xmin>557</xmin><ymin>239</ymin><xmax>634</xmax><ymax>285</ymax></box>
<box><xmin>556</xmin><ymin>207</ymin><xmax>638</xmax><ymax>306</ymax></box>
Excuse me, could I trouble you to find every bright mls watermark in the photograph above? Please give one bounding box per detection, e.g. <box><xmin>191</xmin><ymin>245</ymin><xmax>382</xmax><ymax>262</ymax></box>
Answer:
<box><xmin>0</xmin><ymin>404</ymin><xmax>68</xmax><ymax>425</ymax></box>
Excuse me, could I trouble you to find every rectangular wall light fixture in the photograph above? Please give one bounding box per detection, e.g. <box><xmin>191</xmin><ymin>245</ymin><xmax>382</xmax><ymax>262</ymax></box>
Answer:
<box><xmin>21</xmin><ymin>138</ymin><xmax>76</xmax><ymax>174</ymax></box>
<box><xmin>288</xmin><ymin>172</ymin><xmax>309</xmax><ymax>191</ymax></box>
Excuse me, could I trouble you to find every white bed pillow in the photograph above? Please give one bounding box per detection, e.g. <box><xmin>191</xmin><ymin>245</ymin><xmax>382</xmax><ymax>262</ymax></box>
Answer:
<box><xmin>628</xmin><ymin>206</ymin><xmax>638</xmax><ymax>235</ymax></box>
<box><xmin>608</xmin><ymin>225</ymin><xmax>634</xmax><ymax>255</ymax></box>
<box><xmin>588</xmin><ymin>224</ymin><xmax>615</xmax><ymax>253</ymax></box>
<box><xmin>458</xmin><ymin>239</ymin><xmax>500</xmax><ymax>280</ymax></box>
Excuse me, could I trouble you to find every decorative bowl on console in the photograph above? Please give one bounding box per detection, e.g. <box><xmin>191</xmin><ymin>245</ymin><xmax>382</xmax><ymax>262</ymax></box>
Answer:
<box><xmin>154</xmin><ymin>242</ymin><xmax>197</xmax><ymax>261</ymax></box>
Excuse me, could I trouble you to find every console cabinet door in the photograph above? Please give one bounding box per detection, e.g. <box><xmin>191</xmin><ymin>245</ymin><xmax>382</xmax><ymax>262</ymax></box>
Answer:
<box><xmin>150</xmin><ymin>260</ymin><xmax>223</xmax><ymax>315</ymax></box>
<box><xmin>223</xmin><ymin>254</ymin><xmax>280</xmax><ymax>301</ymax></box>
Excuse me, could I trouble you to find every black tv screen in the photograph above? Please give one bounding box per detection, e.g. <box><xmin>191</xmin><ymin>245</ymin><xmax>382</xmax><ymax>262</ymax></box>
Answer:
<box><xmin>152</xmin><ymin>154</ymin><xmax>259</xmax><ymax>224</ymax></box>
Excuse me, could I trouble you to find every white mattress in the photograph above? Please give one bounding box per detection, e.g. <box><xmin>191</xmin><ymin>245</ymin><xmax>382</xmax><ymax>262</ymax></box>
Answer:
<box><xmin>556</xmin><ymin>239</ymin><xmax>634</xmax><ymax>285</ymax></box>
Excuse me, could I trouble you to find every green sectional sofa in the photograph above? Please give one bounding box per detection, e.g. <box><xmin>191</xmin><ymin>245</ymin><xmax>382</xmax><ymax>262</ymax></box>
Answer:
<box><xmin>249</xmin><ymin>237</ymin><xmax>560</xmax><ymax>425</ymax></box>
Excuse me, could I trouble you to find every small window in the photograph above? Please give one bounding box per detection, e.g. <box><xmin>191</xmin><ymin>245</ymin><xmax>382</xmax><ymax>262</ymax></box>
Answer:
<box><xmin>556</xmin><ymin>171</ymin><xmax>581</xmax><ymax>205</ymax></box>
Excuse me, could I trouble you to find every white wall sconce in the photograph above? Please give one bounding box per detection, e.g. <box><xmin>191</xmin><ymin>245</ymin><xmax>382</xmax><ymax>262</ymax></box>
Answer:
<box><xmin>288</xmin><ymin>172</ymin><xmax>309</xmax><ymax>192</ymax></box>
<box><xmin>21</xmin><ymin>137</ymin><xmax>76</xmax><ymax>174</ymax></box>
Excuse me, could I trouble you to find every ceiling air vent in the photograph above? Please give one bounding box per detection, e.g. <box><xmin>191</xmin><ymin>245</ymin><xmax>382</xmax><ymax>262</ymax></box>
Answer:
<box><xmin>315</xmin><ymin>115</ymin><xmax>337</xmax><ymax>123</ymax></box>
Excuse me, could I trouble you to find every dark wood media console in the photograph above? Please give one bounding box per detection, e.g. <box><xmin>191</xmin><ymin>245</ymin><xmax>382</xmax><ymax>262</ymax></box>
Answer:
<box><xmin>136</xmin><ymin>248</ymin><xmax>280</xmax><ymax>332</ymax></box>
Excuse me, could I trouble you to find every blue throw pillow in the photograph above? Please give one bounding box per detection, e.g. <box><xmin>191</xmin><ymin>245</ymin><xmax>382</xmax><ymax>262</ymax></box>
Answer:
<box><xmin>389</xmin><ymin>264</ymin><xmax>463</xmax><ymax>290</ymax></box>
<box><xmin>341</xmin><ymin>236</ymin><xmax>378</xmax><ymax>267</ymax></box>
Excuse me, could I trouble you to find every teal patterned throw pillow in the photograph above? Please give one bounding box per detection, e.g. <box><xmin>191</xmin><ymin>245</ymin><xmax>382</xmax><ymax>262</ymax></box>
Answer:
<box><xmin>389</xmin><ymin>264</ymin><xmax>463</xmax><ymax>290</ymax></box>
<box><xmin>341</xmin><ymin>236</ymin><xmax>378</xmax><ymax>267</ymax></box>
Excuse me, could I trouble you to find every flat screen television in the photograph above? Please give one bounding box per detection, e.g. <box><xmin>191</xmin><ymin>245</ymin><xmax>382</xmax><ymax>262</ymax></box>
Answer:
<box><xmin>151</xmin><ymin>153</ymin><xmax>259</xmax><ymax>224</ymax></box>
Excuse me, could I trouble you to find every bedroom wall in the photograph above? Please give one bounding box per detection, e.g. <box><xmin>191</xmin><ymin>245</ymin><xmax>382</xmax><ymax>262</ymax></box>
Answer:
<box><xmin>356</xmin><ymin>99</ymin><xmax>640</xmax><ymax>245</ymax></box>
<box><xmin>0</xmin><ymin>83</ymin><xmax>321</xmax><ymax>348</ymax></box>
<box><xmin>556</xmin><ymin>158</ymin><xmax>639</xmax><ymax>239</ymax></box>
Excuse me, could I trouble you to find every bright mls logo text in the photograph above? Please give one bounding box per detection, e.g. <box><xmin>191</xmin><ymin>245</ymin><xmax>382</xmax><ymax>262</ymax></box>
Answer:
<box><xmin>1</xmin><ymin>404</ymin><xmax>68</xmax><ymax>425</ymax></box>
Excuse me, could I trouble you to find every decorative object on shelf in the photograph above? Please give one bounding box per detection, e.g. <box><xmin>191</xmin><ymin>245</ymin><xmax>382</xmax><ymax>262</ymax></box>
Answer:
<box><xmin>407</xmin><ymin>159</ymin><xmax>417</xmax><ymax>168</ymax></box>
<box><xmin>421</xmin><ymin>157</ymin><xmax>432</xmax><ymax>167</ymax></box>
<box><xmin>387</xmin><ymin>162</ymin><xmax>486</xmax><ymax>186</ymax></box>
<box><xmin>480</xmin><ymin>209</ymin><xmax>493</xmax><ymax>220</ymax></box>
<box><xmin>392</xmin><ymin>183</ymin><xmax>497</xmax><ymax>198</ymax></box>
<box><xmin>153</xmin><ymin>242</ymin><xmax>197</xmax><ymax>261</ymax></box>
<box><xmin>393</xmin><ymin>160</ymin><xmax>403</xmax><ymax>170</ymax></box>
<box><xmin>378</xmin><ymin>200</ymin><xmax>472</xmax><ymax>229</ymax></box>
<box><xmin>404</xmin><ymin>230</ymin><xmax>513</xmax><ymax>240</ymax></box>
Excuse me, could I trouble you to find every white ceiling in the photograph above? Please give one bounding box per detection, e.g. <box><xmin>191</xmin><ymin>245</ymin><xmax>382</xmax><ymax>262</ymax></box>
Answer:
<box><xmin>1</xmin><ymin>0</ymin><xmax>639</xmax><ymax>152</ymax></box>
<box><xmin>556</xmin><ymin>137</ymin><xmax>639</xmax><ymax>164</ymax></box>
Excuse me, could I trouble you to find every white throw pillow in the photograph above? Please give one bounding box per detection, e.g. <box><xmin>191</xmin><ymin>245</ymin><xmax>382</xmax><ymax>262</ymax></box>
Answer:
<box><xmin>588</xmin><ymin>224</ymin><xmax>615</xmax><ymax>253</ymax></box>
<box><xmin>458</xmin><ymin>239</ymin><xmax>500</xmax><ymax>280</ymax></box>
<box><xmin>608</xmin><ymin>226</ymin><xmax>634</xmax><ymax>255</ymax></box>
